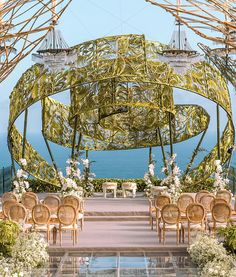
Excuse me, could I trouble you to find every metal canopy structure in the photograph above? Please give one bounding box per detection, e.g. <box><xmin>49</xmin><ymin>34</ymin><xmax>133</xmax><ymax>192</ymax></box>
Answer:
<box><xmin>8</xmin><ymin>34</ymin><xmax>234</xmax><ymax>188</ymax></box>
<box><xmin>0</xmin><ymin>0</ymin><xmax>72</xmax><ymax>83</ymax></box>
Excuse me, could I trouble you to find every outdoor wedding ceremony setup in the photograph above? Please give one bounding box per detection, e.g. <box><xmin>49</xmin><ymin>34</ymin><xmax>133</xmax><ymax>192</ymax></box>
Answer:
<box><xmin>0</xmin><ymin>0</ymin><xmax>236</xmax><ymax>276</ymax></box>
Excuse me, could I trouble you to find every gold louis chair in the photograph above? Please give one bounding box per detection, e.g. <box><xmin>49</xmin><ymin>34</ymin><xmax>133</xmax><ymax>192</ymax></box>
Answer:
<box><xmin>216</xmin><ymin>190</ymin><xmax>232</xmax><ymax>204</ymax></box>
<box><xmin>22</xmin><ymin>193</ymin><xmax>38</xmax><ymax>218</ymax></box>
<box><xmin>208</xmin><ymin>202</ymin><xmax>231</xmax><ymax>236</ymax></box>
<box><xmin>62</xmin><ymin>195</ymin><xmax>84</xmax><ymax>230</ymax></box>
<box><xmin>195</xmin><ymin>190</ymin><xmax>210</xmax><ymax>203</ymax></box>
<box><xmin>2</xmin><ymin>192</ymin><xmax>17</xmax><ymax>203</ymax></box>
<box><xmin>57</xmin><ymin>204</ymin><xmax>78</xmax><ymax>246</ymax></box>
<box><xmin>8</xmin><ymin>203</ymin><xmax>31</xmax><ymax>231</ymax></box>
<box><xmin>159</xmin><ymin>204</ymin><xmax>181</xmax><ymax>245</ymax></box>
<box><xmin>181</xmin><ymin>203</ymin><xmax>205</xmax><ymax>244</ymax></box>
<box><xmin>2</xmin><ymin>199</ymin><xmax>18</xmax><ymax>219</ymax></box>
<box><xmin>32</xmin><ymin>204</ymin><xmax>53</xmax><ymax>243</ymax></box>
<box><xmin>177</xmin><ymin>194</ymin><xmax>194</xmax><ymax>217</ymax></box>
<box><xmin>150</xmin><ymin>195</ymin><xmax>171</xmax><ymax>232</ymax></box>
<box><xmin>43</xmin><ymin>195</ymin><xmax>61</xmax><ymax>219</ymax></box>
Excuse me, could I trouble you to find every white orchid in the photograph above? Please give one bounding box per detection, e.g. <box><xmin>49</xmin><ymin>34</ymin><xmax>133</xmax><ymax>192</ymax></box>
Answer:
<box><xmin>160</xmin><ymin>153</ymin><xmax>182</xmax><ymax>203</ymax></box>
<box><xmin>81</xmin><ymin>158</ymin><xmax>89</xmax><ymax>168</ymax></box>
<box><xmin>13</xmin><ymin>159</ymin><xmax>30</xmax><ymax>200</ymax></box>
<box><xmin>148</xmin><ymin>163</ymin><xmax>155</xmax><ymax>176</ymax></box>
<box><xmin>19</xmin><ymin>158</ymin><xmax>27</xmax><ymax>166</ymax></box>
<box><xmin>213</xmin><ymin>160</ymin><xmax>229</xmax><ymax>192</ymax></box>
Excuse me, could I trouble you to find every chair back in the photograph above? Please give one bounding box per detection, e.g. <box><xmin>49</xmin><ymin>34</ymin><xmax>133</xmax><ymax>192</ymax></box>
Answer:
<box><xmin>154</xmin><ymin>195</ymin><xmax>171</xmax><ymax>210</ymax></box>
<box><xmin>24</xmin><ymin>192</ymin><xmax>38</xmax><ymax>201</ymax></box>
<box><xmin>216</xmin><ymin>190</ymin><xmax>232</xmax><ymax>204</ymax></box>
<box><xmin>177</xmin><ymin>194</ymin><xmax>194</xmax><ymax>213</ymax></box>
<box><xmin>210</xmin><ymin>198</ymin><xmax>227</xmax><ymax>211</ymax></box>
<box><xmin>43</xmin><ymin>195</ymin><xmax>60</xmax><ymax>215</ymax></box>
<box><xmin>2</xmin><ymin>192</ymin><xmax>17</xmax><ymax>203</ymax></box>
<box><xmin>211</xmin><ymin>203</ymin><xmax>231</xmax><ymax>223</ymax></box>
<box><xmin>199</xmin><ymin>194</ymin><xmax>215</xmax><ymax>213</ymax></box>
<box><xmin>57</xmin><ymin>204</ymin><xmax>77</xmax><ymax>226</ymax></box>
<box><xmin>161</xmin><ymin>204</ymin><xmax>180</xmax><ymax>224</ymax></box>
<box><xmin>22</xmin><ymin>193</ymin><xmax>38</xmax><ymax>210</ymax></box>
<box><xmin>62</xmin><ymin>195</ymin><xmax>81</xmax><ymax>212</ymax></box>
<box><xmin>186</xmin><ymin>203</ymin><xmax>205</xmax><ymax>223</ymax></box>
<box><xmin>32</xmin><ymin>204</ymin><xmax>50</xmax><ymax>225</ymax></box>
<box><xmin>9</xmin><ymin>203</ymin><xmax>27</xmax><ymax>224</ymax></box>
<box><xmin>2</xmin><ymin>199</ymin><xmax>17</xmax><ymax>218</ymax></box>
<box><xmin>195</xmin><ymin>190</ymin><xmax>210</xmax><ymax>203</ymax></box>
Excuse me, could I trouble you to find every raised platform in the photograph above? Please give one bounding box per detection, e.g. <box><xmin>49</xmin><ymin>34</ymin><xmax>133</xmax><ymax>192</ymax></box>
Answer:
<box><xmin>49</xmin><ymin>195</ymin><xmax>188</xmax><ymax>252</ymax></box>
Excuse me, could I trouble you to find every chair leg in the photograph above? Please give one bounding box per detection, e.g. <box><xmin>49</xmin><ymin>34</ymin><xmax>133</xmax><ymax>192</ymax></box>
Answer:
<box><xmin>60</xmin><ymin>230</ymin><xmax>62</xmax><ymax>246</ymax></box>
<box><xmin>188</xmin><ymin>225</ymin><xmax>190</xmax><ymax>245</ymax></box>
<box><xmin>75</xmin><ymin>229</ymin><xmax>78</xmax><ymax>244</ymax></box>
<box><xmin>159</xmin><ymin>228</ymin><xmax>161</xmax><ymax>243</ymax></box>
<box><xmin>163</xmin><ymin>228</ymin><xmax>165</xmax><ymax>245</ymax></box>
<box><xmin>80</xmin><ymin>219</ymin><xmax>83</xmax><ymax>231</ymax></box>
<box><xmin>182</xmin><ymin>227</ymin><xmax>184</xmax><ymax>243</ymax></box>
<box><xmin>72</xmin><ymin>230</ymin><xmax>74</xmax><ymax>246</ymax></box>
<box><xmin>176</xmin><ymin>228</ymin><xmax>179</xmax><ymax>245</ymax></box>
<box><xmin>151</xmin><ymin>217</ymin><xmax>153</xmax><ymax>230</ymax></box>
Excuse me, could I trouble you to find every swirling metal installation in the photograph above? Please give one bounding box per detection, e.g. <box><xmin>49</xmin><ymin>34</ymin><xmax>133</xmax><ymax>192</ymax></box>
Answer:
<box><xmin>0</xmin><ymin>0</ymin><xmax>71</xmax><ymax>83</ymax></box>
<box><xmin>8</xmin><ymin>35</ymin><xmax>234</xmax><ymax>187</ymax></box>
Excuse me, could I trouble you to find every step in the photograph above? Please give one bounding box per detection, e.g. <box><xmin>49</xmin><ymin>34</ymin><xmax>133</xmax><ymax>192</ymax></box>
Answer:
<box><xmin>85</xmin><ymin>211</ymin><xmax>149</xmax><ymax>216</ymax></box>
<box><xmin>85</xmin><ymin>215</ymin><xmax>149</xmax><ymax>221</ymax></box>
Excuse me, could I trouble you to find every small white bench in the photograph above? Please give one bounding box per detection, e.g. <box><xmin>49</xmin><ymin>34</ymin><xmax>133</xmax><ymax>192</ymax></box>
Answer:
<box><xmin>102</xmin><ymin>182</ymin><xmax>117</xmax><ymax>198</ymax></box>
<box><xmin>122</xmin><ymin>182</ymin><xmax>137</xmax><ymax>198</ymax></box>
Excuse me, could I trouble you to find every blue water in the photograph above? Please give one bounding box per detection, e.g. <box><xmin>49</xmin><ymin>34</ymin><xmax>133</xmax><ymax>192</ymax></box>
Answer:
<box><xmin>1</xmin><ymin>131</ymin><xmax>234</xmax><ymax>179</ymax></box>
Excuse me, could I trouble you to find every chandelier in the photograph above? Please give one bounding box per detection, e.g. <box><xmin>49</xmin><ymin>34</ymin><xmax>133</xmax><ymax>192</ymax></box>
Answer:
<box><xmin>32</xmin><ymin>28</ymin><xmax>75</xmax><ymax>72</ymax></box>
<box><xmin>32</xmin><ymin>0</ymin><xmax>75</xmax><ymax>72</ymax></box>
<box><xmin>158</xmin><ymin>20</ymin><xmax>202</xmax><ymax>75</ymax></box>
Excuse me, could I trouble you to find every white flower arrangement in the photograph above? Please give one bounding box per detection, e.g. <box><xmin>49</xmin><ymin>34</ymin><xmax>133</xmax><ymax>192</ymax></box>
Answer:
<box><xmin>0</xmin><ymin>232</ymin><xmax>48</xmax><ymax>277</ymax></box>
<box><xmin>143</xmin><ymin>161</ymin><xmax>159</xmax><ymax>196</ymax></box>
<box><xmin>188</xmin><ymin>234</ymin><xmax>233</xmax><ymax>271</ymax></box>
<box><xmin>201</xmin><ymin>259</ymin><xmax>233</xmax><ymax>277</ymax></box>
<box><xmin>213</xmin><ymin>159</ymin><xmax>229</xmax><ymax>192</ymax></box>
<box><xmin>13</xmin><ymin>159</ymin><xmax>29</xmax><ymax>200</ymax></box>
<box><xmin>60</xmin><ymin>157</ymin><xmax>95</xmax><ymax>198</ymax></box>
<box><xmin>188</xmin><ymin>233</ymin><xmax>236</xmax><ymax>277</ymax></box>
<box><xmin>160</xmin><ymin>154</ymin><xmax>182</xmax><ymax>203</ymax></box>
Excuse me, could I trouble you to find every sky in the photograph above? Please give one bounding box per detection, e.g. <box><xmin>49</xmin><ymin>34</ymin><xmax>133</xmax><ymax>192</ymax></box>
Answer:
<box><xmin>0</xmin><ymin>0</ymin><xmax>235</xmax><ymax>176</ymax></box>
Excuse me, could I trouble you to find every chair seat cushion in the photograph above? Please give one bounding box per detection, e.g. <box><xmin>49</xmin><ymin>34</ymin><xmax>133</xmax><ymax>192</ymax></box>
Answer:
<box><xmin>59</xmin><ymin>224</ymin><xmax>77</xmax><ymax>230</ymax></box>
<box><xmin>181</xmin><ymin>222</ymin><xmax>204</xmax><ymax>230</ymax></box>
<box><xmin>159</xmin><ymin>223</ymin><xmax>181</xmax><ymax>229</ymax></box>
<box><xmin>34</xmin><ymin>224</ymin><xmax>54</xmax><ymax>231</ymax></box>
<box><xmin>208</xmin><ymin>222</ymin><xmax>228</xmax><ymax>228</ymax></box>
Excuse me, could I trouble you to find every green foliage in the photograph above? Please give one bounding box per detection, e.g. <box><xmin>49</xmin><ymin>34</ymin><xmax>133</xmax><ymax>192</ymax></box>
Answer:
<box><xmin>28</xmin><ymin>177</ymin><xmax>224</xmax><ymax>194</ymax></box>
<box><xmin>218</xmin><ymin>226</ymin><xmax>236</xmax><ymax>254</ymax></box>
<box><xmin>182</xmin><ymin>178</ymin><xmax>216</xmax><ymax>193</ymax></box>
<box><xmin>0</xmin><ymin>220</ymin><xmax>21</xmax><ymax>256</ymax></box>
<box><xmin>27</xmin><ymin>179</ymin><xmax>61</xmax><ymax>193</ymax></box>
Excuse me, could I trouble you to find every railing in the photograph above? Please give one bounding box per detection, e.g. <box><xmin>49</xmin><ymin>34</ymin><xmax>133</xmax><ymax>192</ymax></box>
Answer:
<box><xmin>0</xmin><ymin>166</ymin><xmax>13</xmax><ymax>194</ymax></box>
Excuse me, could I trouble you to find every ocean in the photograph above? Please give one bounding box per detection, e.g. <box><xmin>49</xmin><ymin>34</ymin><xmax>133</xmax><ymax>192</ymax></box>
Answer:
<box><xmin>1</xmin><ymin>131</ymin><xmax>234</xmax><ymax>179</ymax></box>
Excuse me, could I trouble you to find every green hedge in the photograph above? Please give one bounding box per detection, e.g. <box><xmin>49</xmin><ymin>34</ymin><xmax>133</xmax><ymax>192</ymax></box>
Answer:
<box><xmin>27</xmin><ymin>177</ymin><xmax>218</xmax><ymax>194</ymax></box>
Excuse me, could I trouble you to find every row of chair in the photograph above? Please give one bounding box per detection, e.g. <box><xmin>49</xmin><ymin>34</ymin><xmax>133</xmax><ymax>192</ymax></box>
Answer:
<box><xmin>1</xmin><ymin>192</ymin><xmax>85</xmax><ymax>245</ymax></box>
<box><xmin>7</xmin><ymin>202</ymin><xmax>78</xmax><ymax>245</ymax></box>
<box><xmin>155</xmin><ymin>202</ymin><xmax>232</xmax><ymax>244</ymax></box>
<box><xmin>149</xmin><ymin>190</ymin><xmax>234</xmax><ymax>244</ymax></box>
